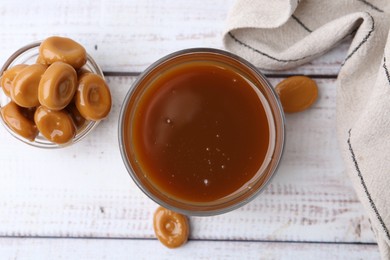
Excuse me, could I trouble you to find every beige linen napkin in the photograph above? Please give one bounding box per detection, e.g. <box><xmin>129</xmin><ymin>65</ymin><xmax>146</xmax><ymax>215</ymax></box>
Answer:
<box><xmin>224</xmin><ymin>0</ymin><xmax>390</xmax><ymax>258</ymax></box>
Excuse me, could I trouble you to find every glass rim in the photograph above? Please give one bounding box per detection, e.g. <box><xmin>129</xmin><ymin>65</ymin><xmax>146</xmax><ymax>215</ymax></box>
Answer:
<box><xmin>118</xmin><ymin>48</ymin><xmax>285</xmax><ymax>216</ymax></box>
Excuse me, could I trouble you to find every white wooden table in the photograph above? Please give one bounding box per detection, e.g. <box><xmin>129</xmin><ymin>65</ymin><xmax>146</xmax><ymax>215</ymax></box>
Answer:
<box><xmin>0</xmin><ymin>1</ymin><xmax>381</xmax><ymax>259</ymax></box>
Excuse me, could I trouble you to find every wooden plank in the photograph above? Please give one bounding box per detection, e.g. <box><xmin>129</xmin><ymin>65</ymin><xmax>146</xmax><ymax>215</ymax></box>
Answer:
<box><xmin>0</xmin><ymin>237</ymin><xmax>380</xmax><ymax>259</ymax></box>
<box><xmin>0</xmin><ymin>76</ymin><xmax>375</xmax><ymax>243</ymax></box>
<box><xmin>0</xmin><ymin>0</ymin><xmax>347</xmax><ymax>75</ymax></box>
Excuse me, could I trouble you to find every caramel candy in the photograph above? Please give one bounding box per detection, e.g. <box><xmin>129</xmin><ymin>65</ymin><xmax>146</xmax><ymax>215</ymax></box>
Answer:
<box><xmin>0</xmin><ymin>64</ymin><xmax>28</xmax><ymax>97</ymax></box>
<box><xmin>75</xmin><ymin>73</ymin><xmax>111</xmax><ymax>120</ymax></box>
<box><xmin>275</xmin><ymin>76</ymin><xmax>318</xmax><ymax>113</ymax></box>
<box><xmin>38</xmin><ymin>61</ymin><xmax>77</xmax><ymax>110</ymax></box>
<box><xmin>36</xmin><ymin>55</ymin><xmax>47</xmax><ymax>65</ymax></box>
<box><xmin>77</xmin><ymin>68</ymin><xmax>92</xmax><ymax>79</ymax></box>
<box><xmin>1</xmin><ymin>36</ymin><xmax>109</xmax><ymax>145</ymax></box>
<box><xmin>11</xmin><ymin>64</ymin><xmax>47</xmax><ymax>108</ymax></box>
<box><xmin>38</xmin><ymin>36</ymin><xmax>87</xmax><ymax>69</ymax></box>
<box><xmin>34</xmin><ymin>106</ymin><xmax>76</xmax><ymax>144</ymax></box>
<box><xmin>66</xmin><ymin>102</ymin><xmax>86</xmax><ymax>129</ymax></box>
<box><xmin>153</xmin><ymin>207</ymin><xmax>189</xmax><ymax>249</ymax></box>
<box><xmin>0</xmin><ymin>102</ymin><xmax>38</xmax><ymax>141</ymax></box>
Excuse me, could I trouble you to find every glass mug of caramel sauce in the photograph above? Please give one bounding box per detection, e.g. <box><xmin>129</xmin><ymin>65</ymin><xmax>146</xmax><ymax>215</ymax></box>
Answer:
<box><xmin>119</xmin><ymin>49</ymin><xmax>285</xmax><ymax>216</ymax></box>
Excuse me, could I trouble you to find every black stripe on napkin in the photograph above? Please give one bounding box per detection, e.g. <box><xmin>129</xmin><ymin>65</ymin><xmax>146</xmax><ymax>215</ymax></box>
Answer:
<box><xmin>228</xmin><ymin>32</ymin><xmax>315</xmax><ymax>63</ymax></box>
<box><xmin>292</xmin><ymin>15</ymin><xmax>312</xmax><ymax>33</ymax></box>
<box><xmin>383</xmin><ymin>57</ymin><xmax>390</xmax><ymax>84</ymax></box>
<box><xmin>357</xmin><ymin>0</ymin><xmax>384</xmax><ymax>13</ymax></box>
<box><xmin>342</xmin><ymin>13</ymin><xmax>375</xmax><ymax>66</ymax></box>
<box><xmin>348</xmin><ymin>129</ymin><xmax>390</xmax><ymax>241</ymax></box>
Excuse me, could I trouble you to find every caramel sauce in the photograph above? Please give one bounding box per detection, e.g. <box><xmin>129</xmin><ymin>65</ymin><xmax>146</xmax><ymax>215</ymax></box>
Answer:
<box><xmin>126</xmin><ymin>61</ymin><xmax>270</xmax><ymax>203</ymax></box>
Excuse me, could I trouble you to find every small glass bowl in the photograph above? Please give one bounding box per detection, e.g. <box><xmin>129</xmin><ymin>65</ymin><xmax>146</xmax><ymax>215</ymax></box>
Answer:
<box><xmin>0</xmin><ymin>41</ymin><xmax>104</xmax><ymax>148</ymax></box>
<box><xmin>119</xmin><ymin>48</ymin><xmax>285</xmax><ymax>216</ymax></box>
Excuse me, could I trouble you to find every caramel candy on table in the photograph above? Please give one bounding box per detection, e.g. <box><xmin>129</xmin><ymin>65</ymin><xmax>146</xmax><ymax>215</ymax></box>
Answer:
<box><xmin>0</xmin><ymin>102</ymin><xmax>38</xmax><ymax>141</ymax></box>
<box><xmin>153</xmin><ymin>207</ymin><xmax>189</xmax><ymax>248</ymax></box>
<box><xmin>275</xmin><ymin>76</ymin><xmax>318</xmax><ymax>113</ymax></box>
<box><xmin>0</xmin><ymin>64</ymin><xmax>27</xmax><ymax>97</ymax></box>
<box><xmin>38</xmin><ymin>36</ymin><xmax>87</xmax><ymax>69</ymax></box>
<box><xmin>38</xmin><ymin>61</ymin><xmax>77</xmax><ymax>110</ymax></box>
<box><xmin>34</xmin><ymin>106</ymin><xmax>76</xmax><ymax>144</ymax></box>
<box><xmin>11</xmin><ymin>64</ymin><xmax>47</xmax><ymax>108</ymax></box>
<box><xmin>75</xmin><ymin>73</ymin><xmax>111</xmax><ymax>121</ymax></box>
